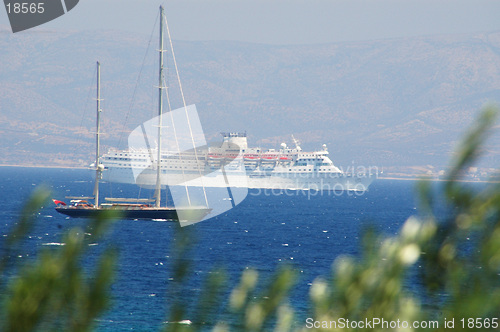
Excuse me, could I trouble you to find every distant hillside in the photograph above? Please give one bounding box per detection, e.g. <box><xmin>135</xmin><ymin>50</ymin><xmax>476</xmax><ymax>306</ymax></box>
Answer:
<box><xmin>1</xmin><ymin>29</ymin><xmax>500</xmax><ymax>169</ymax></box>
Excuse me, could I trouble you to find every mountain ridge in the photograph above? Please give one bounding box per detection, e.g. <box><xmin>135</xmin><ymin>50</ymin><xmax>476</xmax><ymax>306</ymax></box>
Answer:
<box><xmin>1</xmin><ymin>29</ymin><xmax>499</xmax><ymax>169</ymax></box>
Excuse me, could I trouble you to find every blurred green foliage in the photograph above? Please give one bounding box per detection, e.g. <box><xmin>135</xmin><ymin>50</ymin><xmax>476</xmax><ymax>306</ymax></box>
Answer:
<box><xmin>0</xmin><ymin>190</ymin><xmax>117</xmax><ymax>332</ymax></box>
<box><xmin>165</xmin><ymin>107</ymin><xmax>500</xmax><ymax>331</ymax></box>
<box><xmin>1</xmin><ymin>108</ymin><xmax>499</xmax><ymax>331</ymax></box>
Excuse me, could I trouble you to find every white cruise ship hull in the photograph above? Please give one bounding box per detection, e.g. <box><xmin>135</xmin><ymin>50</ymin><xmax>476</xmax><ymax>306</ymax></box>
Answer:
<box><xmin>101</xmin><ymin>166</ymin><xmax>375</xmax><ymax>192</ymax></box>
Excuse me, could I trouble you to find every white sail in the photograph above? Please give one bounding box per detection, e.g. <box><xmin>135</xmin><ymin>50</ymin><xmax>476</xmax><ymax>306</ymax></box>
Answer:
<box><xmin>127</xmin><ymin>104</ymin><xmax>248</xmax><ymax>224</ymax></box>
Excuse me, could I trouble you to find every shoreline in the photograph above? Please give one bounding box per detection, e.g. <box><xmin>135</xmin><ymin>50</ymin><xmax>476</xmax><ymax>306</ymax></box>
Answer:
<box><xmin>0</xmin><ymin>164</ymin><xmax>89</xmax><ymax>170</ymax></box>
<box><xmin>1</xmin><ymin>164</ymin><xmax>498</xmax><ymax>184</ymax></box>
<box><xmin>378</xmin><ymin>176</ymin><xmax>499</xmax><ymax>184</ymax></box>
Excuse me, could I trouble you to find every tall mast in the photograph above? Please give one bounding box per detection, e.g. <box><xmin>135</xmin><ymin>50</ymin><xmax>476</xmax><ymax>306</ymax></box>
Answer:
<box><xmin>93</xmin><ymin>61</ymin><xmax>102</xmax><ymax>208</ymax></box>
<box><xmin>154</xmin><ymin>6</ymin><xmax>165</xmax><ymax>208</ymax></box>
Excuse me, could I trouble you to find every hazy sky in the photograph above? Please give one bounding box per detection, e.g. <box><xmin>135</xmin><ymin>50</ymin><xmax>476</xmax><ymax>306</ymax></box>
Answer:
<box><xmin>1</xmin><ymin>0</ymin><xmax>500</xmax><ymax>44</ymax></box>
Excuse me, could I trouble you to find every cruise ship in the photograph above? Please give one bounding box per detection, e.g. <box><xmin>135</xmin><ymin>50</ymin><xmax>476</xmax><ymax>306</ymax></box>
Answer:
<box><xmin>100</xmin><ymin>132</ymin><xmax>376</xmax><ymax>191</ymax></box>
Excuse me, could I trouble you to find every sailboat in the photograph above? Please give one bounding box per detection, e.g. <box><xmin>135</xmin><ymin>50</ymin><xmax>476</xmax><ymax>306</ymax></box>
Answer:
<box><xmin>54</xmin><ymin>7</ymin><xmax>211</xmax><ymax>222</ymax></box>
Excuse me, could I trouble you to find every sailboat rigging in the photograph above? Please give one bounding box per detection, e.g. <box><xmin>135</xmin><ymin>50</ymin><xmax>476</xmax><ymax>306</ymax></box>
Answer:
<box><xmin>54</xmin><ymin>7</ymin><xmax>211</xmax><ymax>222</ymax></box>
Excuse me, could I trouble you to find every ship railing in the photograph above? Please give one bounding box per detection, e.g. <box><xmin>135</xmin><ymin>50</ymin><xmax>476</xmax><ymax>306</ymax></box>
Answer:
<box><xmin>104</xmin><ymin>198</ymin><xmax>155</xmax><ymax>203</ymax></box>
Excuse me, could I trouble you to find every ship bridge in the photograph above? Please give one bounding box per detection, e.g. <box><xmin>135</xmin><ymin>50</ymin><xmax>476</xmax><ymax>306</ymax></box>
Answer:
<box><xmin>221</xmin><ymin>132</ymin><xmax>248</xmax><ymax>150</ymax></box>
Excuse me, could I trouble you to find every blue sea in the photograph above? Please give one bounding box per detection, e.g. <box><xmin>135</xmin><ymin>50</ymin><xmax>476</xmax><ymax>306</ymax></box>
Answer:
<box><xmin>0</xmin><ymin>167</ymin><xmax>422</xmax><ymax>330</ymax></box>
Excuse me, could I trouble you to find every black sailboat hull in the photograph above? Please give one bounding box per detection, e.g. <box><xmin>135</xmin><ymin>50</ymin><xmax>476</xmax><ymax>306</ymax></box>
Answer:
<box><xmin>55</xmin><ymin>206</ymin><xmax>211</xmax><ymax>221</ymax></box>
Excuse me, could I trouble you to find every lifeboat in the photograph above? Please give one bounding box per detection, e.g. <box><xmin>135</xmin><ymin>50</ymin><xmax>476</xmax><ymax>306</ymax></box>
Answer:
<box><xmin>208</xmin><ymin>153</ymin><xmax>223</xmax><ymax>159</ymax></box>
<box><xmin>261</xmin><ymin>153</ymin><xmax>278</xmax><ymax>161</ymax></box>
<box><xmin>244</xmin><ymin>154</ymin><xmax>260</xmax><ymax>160</ymax></box>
